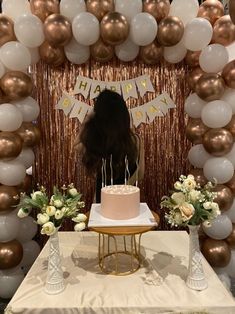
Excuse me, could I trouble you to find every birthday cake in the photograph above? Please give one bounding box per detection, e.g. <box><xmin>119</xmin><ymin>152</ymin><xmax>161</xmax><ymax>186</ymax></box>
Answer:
<box><xmin>100</xmin><ymin>185</ymin><xmax>140</xmax><ymax>220</ymax></box>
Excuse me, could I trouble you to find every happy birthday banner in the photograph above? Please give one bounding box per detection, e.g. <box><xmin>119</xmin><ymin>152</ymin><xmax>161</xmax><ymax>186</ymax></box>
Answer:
<box><xmin>55</xmin><ymin>75</ymin><xmax>176</xmax><ymax>127</ymax></box>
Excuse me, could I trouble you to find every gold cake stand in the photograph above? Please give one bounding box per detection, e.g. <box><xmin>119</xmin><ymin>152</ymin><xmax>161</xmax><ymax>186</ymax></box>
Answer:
<box><xmin>88</xmin><ymin>211</ymin><xmax>160</xmax><ymax>276</ymax></box>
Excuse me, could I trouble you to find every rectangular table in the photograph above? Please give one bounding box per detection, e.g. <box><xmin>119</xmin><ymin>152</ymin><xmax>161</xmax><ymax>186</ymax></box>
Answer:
<box><xmin>6</xmin><ymin>231</ymin><xmax>235</xmax><ymax>314</ymax></box>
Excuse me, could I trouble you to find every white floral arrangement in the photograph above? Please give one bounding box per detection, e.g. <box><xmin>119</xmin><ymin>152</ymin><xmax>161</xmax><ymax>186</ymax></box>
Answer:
<box><xmin>17</xmin><ymin>184</ymin><xmax>87</xmax><ymax>236</ymax></box>
<box><xmin>160</xmin><ymin>175</ymin><xmax>221</xmax><ymax>227</ymax></box>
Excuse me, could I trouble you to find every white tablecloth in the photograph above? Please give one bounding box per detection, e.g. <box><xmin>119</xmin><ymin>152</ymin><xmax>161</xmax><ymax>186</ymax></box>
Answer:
<box><xmin>6</xmin><ymin>231</ymin><xmax>235</xmax><ymax>314</ymax></box>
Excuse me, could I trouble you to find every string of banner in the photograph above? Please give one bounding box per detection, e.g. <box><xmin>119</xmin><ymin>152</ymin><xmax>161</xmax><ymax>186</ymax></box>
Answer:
<box><xmin>55</xmin><ymin>74</ymin><xmax>176</xmax><ymax>127</ymax></box>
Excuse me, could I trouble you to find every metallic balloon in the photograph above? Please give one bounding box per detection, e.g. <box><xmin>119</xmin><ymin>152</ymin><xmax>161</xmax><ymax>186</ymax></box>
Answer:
<box><xmin>186</xmin><ymin>118</ymin><xmax>209</xmax><ymax>144</ymax></box>
<box><xmin>0</xmin><ymin>185</ymin><xmax>20</xmax><ymax>213</ymax></box>
<box><xmin>189</xmin><ymin>168</ymin><xmax>208</xmax><ymax>187</ymax></box>
<box><xmin>229</xmin><ymin>0</ymin><xmax>235</xmax><ymax>25</ymax></box>
<box><xmin>30</xmin><ymin>0</ymin><xmax>59</xmax><ymax>22</ymax></box>
<box><xmin>0</xmin><ymin>14</ymin><xmax>16</xmax><ymax>47</ymax></box>
<box><xmin>187</xmin><ymin>67</ymin><xmax>205</xmax><ymax>92</ymax></box>
<box><xmin>222</xmin><ymin>60</ymin><xmax>235</xmax><ymax>89</ymax></box>
<box><xmin>198</xmin><ymin>0</ymin><xmax>224</xmax><ymax>25</ymax></box>
<box><xmin>226</xmin><ymin>224</ymin><xmax>235</xmax><ymax>249</ymax></box>
<box><xmin>0</xmin><ymin>132</ymin><xmax>23</xmax><ymax>159</ymax></box>
<box><xmin>86</xmin><ymin>0</ymin><xmax>115</xmax><ymax>22</ymax></box>
<box><xmin>226</xmin><ymin>172</ymin><xmax>235</xmax><ymax>196</ymax></box>
<box><xmin>202</xmin><ymin>128</ymin><xmax>234</xmax><ymax>156</ymax></box>
<box><xmin>0</xmin><ymin>71</ymin><xmax>33</xmax><ymax>101</ymax></box>
<box><xmin>201</xmin><ymin>238</ymin><xmax>231</xmax><ymax>267</ymax></box>
<box><xmin>195</xmin><ymin>73</ymin><xmax>225</xmax><ymax>102</ymax></box>
<box><xmin>143</xmin><ymin>0</ymin><xmax>170</xmax><ymax>22</ymax></box>
<box><xmin>225</xmin><ymin>114</ymin><xmax>235</xmax><ymax>139</ymax></box>
<box><xmin>100</xmin><ymin>12</ymin><xmax>129</xmax><ymax>45</ymax></box>
<box><xmin>39</xmin><ymin>41</ymin><xmax>66</xmax><ymax>67</ymax></box>
<box><xmin>44</xmin><ymin>14</ymin><xmax>72</xmax><ymax>47</ymax></box>
<box><xmin>185</xmin><ymin>50</ymin><xmax>201</xmax><ymax>68</ymax></box>
<box><xmin>212</xmin><ymin>15</ymin><xmax>235</xmax><ymax>46</ymax></box>
<box><xmin>91</xmin><ymin>38</ymin><xmax>114</xmax><ymax>63</ymax></box>
<box><xmin>157</xmin><ymin>16</ymin><xmax>184</xmax><ymax>47</ymax></box>
<box><xmin>139</xmin><ymin>41</ymin><xmax>163</xmax><ymax>65</ymax></box>
<box><xmin>15</xmin><ymin>122</ymin><xmax>41</xmax><ymax>147</ymax></box>
<box><xmin>17</xmin><ymin>174</ymin><xmax>32</xmax><ymax>194</ymax></box>
<box><xmin>212</xmin><ymin>184</ymin><xmax>233</xmax><ymax>212</ymax></box>
<box><xmin>0</xmin><ymin>240</ymin><xmax>23</xmax><ymax>270</ymax></box>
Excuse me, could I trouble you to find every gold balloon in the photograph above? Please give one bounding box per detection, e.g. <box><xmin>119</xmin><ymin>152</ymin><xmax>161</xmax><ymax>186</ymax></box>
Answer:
<box><xmin>0</xmin><ymin>14</ymin><xmax>16</xmax><ymax>46</ymax></box>
<box><xmin>17</xmin><ymin>174</ymin><xmax>32</xmax><ymax>194</ymax></box>
<box><xmin>195</xmin><ymin>73</ymin><xmax>225</xmax><ymax>101</ymax></box>
<box><xmin>0</xmin><ymin>240</ymin><xmax>23</xmax><ymax>270</ymax></box>
<box><xmin>139</xmin><ymin>41</ymin><xmax>163</xmax><ymax>65</ymax></box>
<box><xmin>44</xmin><ymin>14</ymin><xmax>72</xmax><ymax>47</ymax></box>
<box><xmin>189</xmin><ymin>168</ymin><xmax>208</xmax><ymax>187</ymax></box>
<box><xmin>157</xmin><ymin>16</ymin><xmax>184</xmax><ymax>47</ymax></box>
<box><xmin>202</xmin><ymin>128</ymin><xmax>234</xmax><ymax>156</ymax></box>
<box><xmin>222</xmin><ymin>60</ymin><xmax>235</xmax><ymax>89</ymax></box>
<box><xmin>39</xmin><ymin>41</ymin><xmax>66</xmax><ymax>67</ymax></box>
<box><xmin>201</xmin><ymin>238</ymin><xmax>231</xmax><ymax>267</ymax></box>
<box><xmin>143</xmin><ymin>0</ymin><xmax>170</xmax><ymax>22</ymax></box>
<box><xmin>212</xmin><ymin>184</ymin><xmax>233</xmax><ymax>212</ymax></box>
<box><xmin>212</xmin><ymin>15</ymin><xmax>235</xmax><ymax>46</ymax></box>
<box><xmin>186</xmin><ymin>118</ymin><xmax>209</xmax><ymax>144</ymax></box>
<box><xmin>86</xmin><ymin>0</ymin><xmax>115</xmax><ymax>22</ymax></box>
<box><xmin>15</xmin><ymin>122</ymin><xmax>41</xmax><ymax>147</ymax></box>
<box><xmin>187</xmin><ymin>67</ymin><xmax>205</xmax><ymax>92</ymax></box>
<box><xmin>30</xmin><ymin>0</ymin><xmax>59</xmax><ymax>22</ymax></box>
<box><xmin>185</xmin><ymin>50</ymin><xmax>201</xmax><ymax>68</ymax></box>
<box><xmin>0</xmin><ymin>71</ymin><xmax>33</xmax><ymax>101</ymax></box>
<box><xmin>226</xmin><ymin>172</ymin><xmax>235</xmax><ymax>196</ymax></box>
<box><xmin>225</xmin><ymin>114</ymin><xmax>235</xmax><ymax>139</ymax></box>
<box><xmin>0</xmin><ymin>132</ymin><xmax>23</xmax><ymax>159</ymax></box>
<box><xmin>229</xmin><ymin>0</ymin><xmax>235</xmax><ymax>25</ymax></box>
<box><xmin>226</xmin><ymin>224</ymin><xmax>235</xmax><ymax>249</ymax></box>
<box><xmin>100</xmin><ymin>12</ymin><xmax>129</xmax><ymax>45</ymax></box>
<box><xmin>198</xmin><ymin>0</ymin><xmax>224</xmax><ymax>25</ymax></box>
<box><xmin>91</xmin><ymin>38</ymin><xmax>114</xmax><ymax>63</ymax></box>
<box><xmin>0</xmin><ymin>185</ymin><xmax>20</xmax><ymax>213</ymax></box>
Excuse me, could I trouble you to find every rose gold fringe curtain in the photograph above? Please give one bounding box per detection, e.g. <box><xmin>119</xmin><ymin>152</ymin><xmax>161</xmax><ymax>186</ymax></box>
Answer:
<box><xmin>31</xmin><ymin>58</ymin><xmax>191</xmax><ymax>231</ymax></box>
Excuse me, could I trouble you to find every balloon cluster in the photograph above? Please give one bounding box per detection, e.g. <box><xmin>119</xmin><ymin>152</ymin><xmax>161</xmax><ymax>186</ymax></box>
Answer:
<box><xmin>184</xmin><ymin>0</ymin><xmax>235</xmax><ymax>287</ymax></box>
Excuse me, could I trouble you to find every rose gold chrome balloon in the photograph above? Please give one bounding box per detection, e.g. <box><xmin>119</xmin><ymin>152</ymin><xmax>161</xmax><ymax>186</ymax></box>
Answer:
<box><xmin>15</xmin><ymin>122</ymin><xmax>41</xmax><ymax>147</ymax></box>
<box><xmin>0</xmin><ymin>240</ymin><xmax>23</xmax><ymax>269</ymax></box>
<box><xmin>0</xmin><ymin>14</ymin><xmax>16</xmax><ymax>46</ymax></box>
<box><xmin>139</xmin><ymin>41</ymin><xmax>163</xmax><ymax>65</ymax></box>
<box><xmin>39</xmin><ymin>41</ymin><xmax>66</xmax><ymax>67</ymax></box>
<box><xmin>195</xmin><ymin>73</ymin><xmax>225</xmax><ymax>101</ymax></box>
<box><xmin>226</xmin><ymin>172</ymin><xmax>235</xmax><ymax>196</ymax></box>
<box><xmin>226</xmin><ymin>224</ymin><xmax>235</xmax><ymax>249</ymax></box>
<box><xmin>186</xmin><ymin>118</ymin><xmax>209</xmax><ymax>144</ymax></box>
<box><xmin>212</xmin><ymin>184</ymin><xmax>233</xmax><ymax>212</ymax></box>
<box><xmin>187</xmin><ymin>67</ymin><xmax>205</xmax><ymax>92</ymax></box>
<box><xmin>212</xmin><ymin>15</ymin><xmax>235</xmax><ymax>46</ymax></box>
<box><xmin>91</xmin><ymin>38</ymin><xmax>114</xmax><ymax>62</ymax></box>
<box><xmin>30</xmin><ymin>0</ymin><xmax>59</xmax><ymax>22</ymax></box>
<box><xmin>201</xmin><ymin>238</ymin><xmax>231</xmax><ymax>267</ymax></box>
<box><xmin>202</xmin><ymin>128</ymin><xmax>233</xmax><ymax>156</ymax></box>
<box><xmin>229</xmin><ymin>0</ymin><xmax>235</xmax><ymax>25</ymax></box>
<box><xmin>222</xmin><ymin>60</ymin><xmax>235</xmax><ymax>89</ymax></box>
<box><xmin>157</xmin><ymin>16</ymin><xmax>184</xmax><ymax>47</ymax></box>
<box><xmin>198</xmin><ymin>0</ymin><xmax>224</xmax><ymax>25</ymax></box>
<box><xmin>185</xmin><ymin>50</ymin><xmax>201</xmax><ymax>68</ymax></box>
<box><xmin>225</xmin><ymin>115</ymin><xmax>235</xmax><ymax>139</ymax></box>
<box><xmin>189</xmin><ymin>168</ymin><xmax>208</xmax><ymax>186</ymax></box>
<box><xmin>0</xmin><ymin>185</ymin><xmax>20</xmax><ymax>213</ymax></box>
<box><xmin>0</xmin><ymin>132</ymin><xmax>23</xmax><ymax>159</ymax></box>
<box><xmin>143</xmin><ymin>0</ymin><xmax>170</xmax><ymax>22</ymax></box>
<box><xmin>86</xmin><ymin>0</ymin><xmax>115</xmax><ymax>22</ymax></box>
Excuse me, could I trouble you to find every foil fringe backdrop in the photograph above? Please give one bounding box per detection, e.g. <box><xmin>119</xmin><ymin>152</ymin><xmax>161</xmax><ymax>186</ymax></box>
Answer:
<box><xmin>31</xmin><ymin>58</ymin><xmax>191</xmax><ymax>235</ymax></box>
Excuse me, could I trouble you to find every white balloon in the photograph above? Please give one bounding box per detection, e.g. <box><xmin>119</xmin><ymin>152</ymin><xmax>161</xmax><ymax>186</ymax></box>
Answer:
<box><xmin>115</xmin><ymin>0</ymin><xmax>142</xmax><ymax>22</ymax></box>
<box><xmin>0</xmin><ymin>41</ymin><xmax>31</xmax><ymax>71</ymax></box>
<box><xmin>182</xmin><ymin>18</ymin><xmax>213</xmax><ymax>51</ymax></box>
<box><xmin>0</xmin><ymin>267</ymin><xmax>24</xmax><ymax>299</ymax></box>
<box><xmin>15</xmin><ymin>148</ymin><xmax>35</xmax><ymax>168</ymax></box>
<box><xmin>163</xmin><ymin>40</ymin><xmax>187</xmax><ymax>64</ymax></box>
<box><xmin>225</xmin><ymin>144</ymin><xmax>235</xmax><ymax>167</ymax></box>
<box><xmin>29</xmin><ymin>48</ymin><xmax>40</xmax><ymax>65</ymax></box>
<box><xmin>0</xmin><ymin>103</ymin><xmax>23</xmax><ymax>132</ymax></box>
<box><xmin>201</xmin><ymin>100</ymin><xmax>232</xmax><ymax>128</ymax></box>
<box><xmin>224</xmin><ymin>250</ymin><xmax>235</xmax><ymax>278</ymax></box>
<box><xmin>203</xmin><ymin>157</ymin><xmax>234</xmax><ymax>184</ymax></box>
<box><xmin>225</xmin><ymin>199</ymin><xmax>235</xmax><ymax>223</ymax></box>
<box><xmin>184</xmin><ymin>93</ymin><xmax>206</xmax><ymax>118</ymax></box>
<box><xmin>169</xmin><ymin>0</ymin><xmax>199</xmax><ymax>25</ymax></box>
<box><xmin>72</xmin><ymin>12</ymin><xmax>99</xmax><ymax>46</ymax></box>
<box><xmin>65</xmin><ymin>37</ymin><xmax>90</xmax><ymax>64</ymax></box>
<box><xmin>0</xmin><ymin>160</ymin><xmax>26</xmax><ymax>186</ymax></box>
<box><xmin>2</xmin><ymin>0</ymin><xmax>30</xmax><ymax>21</ymax></box>
<box><xmin>0</xmin><ymin>60</ymin><xmax>6</xmax><ymax>78</ymax></box>
<box><xmin>221</xmin><ymin>89</ymin><xmax>235</xmax><ymax>114</ymax></box>
<box><xmin>188</xmin><ymin>144</ymin><xmax>211</xmax><ymax>168</ymax></box>
<box><xmin>20</xmin><ymin>240</ymin><xmax>40</xmax><ymax>267</ymax></box>
<box><xmin>16</xmin><ymin>216</ymin><xmax>37</xmax><ymax>243</ymax></box>
<box><xmin>199</xmin><ymin>44</ymin><xmax>229</xmax><ymax>73</ymax></box>
<box><xmin>202</xmin><ymin>214</ymin><xmax>233</xmax><ymax>240</ymax></box>
<box><xmin>0</xmin><ymin>212</ymin><xmax>20</xmax><ymax>242</ymax></box>
<box><xmin>130</xmin><ymin>13</ymin><xmax>158</xmax><ymax>46</ymax></box>
<box><xmin>60</xmin><ymin>0</ymin><xmax>86</xmax><ymax>22</ymax></box>
<box><xmin>12</xmin><ymin>97</ymin><xmax>40</xmax><ymax>122</ymax></box>
<box><xmin>115</xmin><ymin>37</ymin><xmax>139</xmax><ymax>62</ymax></box>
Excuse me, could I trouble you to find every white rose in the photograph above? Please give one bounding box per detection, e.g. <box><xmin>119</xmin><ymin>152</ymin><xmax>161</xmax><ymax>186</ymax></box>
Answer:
<box><xmin>171</xmin><ymin>192</ymin><xmax>185</xmax><ymax>205</ymax></box>
<box><xmin>211</xmin><ymin>202</ymin><xmax>219</xmax><ymax>211</ymax></box>
<box><xmin>37</xmin><ymin>213</ymin><xmax>50</xmax><ymax>225</ymax></box>
<box><xmin>203</xmin><ymin>202</ymin><xmax>212</xmax><ymax>210</ymax></box>
<box><xmin>74</xmin><ymin>222</ymin><xmax>86</xmax><ymax>232</ymax></box>
<box><xmin>46</xmin><ymin>206</ymin><xmax>56</xmax><ymax>216</ymax></box>
<box><xmin>17</xmin><ymin>208</ymin><xmax>30</xmax><ymax>218</ymax></box>
<box><xmin>54</xmin><ymin>200</ymin><xmax>63</xmax><ymax>208</ymax></box>
<box><xmin>55</xmin><ymin>210</ymin><xmax>64</xmax><ymax>220</ymax></box>
<box><xmin>187</xmin><ymin>174</ymin><xmax>195</xmax><ymax>180</ymax></box>
<box><xmin>183</xmin><ymin>178</ymin><xmax>196</xmax><ymax>191</ymax></box>
<box><xmin>179</xmin><ymin>202</ymin><xmax>195</xmax><ymax>221</ymax></box>
<box><xmin>174</xmin><ymin>181</ymin><xmax>182</xmax><ymax>190</ymax></box>
<box><xmin>203</xmin><ymin>220</ymin><xmax>211</xmax><ymax>228</ymax></box>
<box><xmin>41</xmin><ymin>221</ymin><xmax>56</xmax><ymax>236</ymax></box>
<box><xmin>31</xmin><ymin>191</ymin><xmax>43</xmax><ymax>201</ymax></box>
<box><xmin>68</xmin><ymin>188</ymin><xmax>78</xmax><ymax>197</ymax></box>
<box><xmin>189</xmin><ymin>190</ymin><xmax>201</xmax><ymax>202</ymax></box>
<box><xmin>72</xmin><ymin>213</ymin><xmax>87</xmax><ymax>223</ymax></box>
<box><xmin>61</xmin><ymin>207</ymin><xmax>68</xmax><ymax>214</ymax></box>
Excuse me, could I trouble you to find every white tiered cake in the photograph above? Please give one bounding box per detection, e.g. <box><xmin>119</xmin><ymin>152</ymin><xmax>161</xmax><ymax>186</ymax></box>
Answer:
<box><xmin>100</xmin><ymin>184</ymin><xmax>140</xmax><ymax>220</ymax></box>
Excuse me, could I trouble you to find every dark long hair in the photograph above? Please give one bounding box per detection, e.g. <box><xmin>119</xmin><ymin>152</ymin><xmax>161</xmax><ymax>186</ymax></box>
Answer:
<box><xmin>79</xmin><ymin>89</ymin><xmax>138</xmax><ymax>178</ymax></box>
